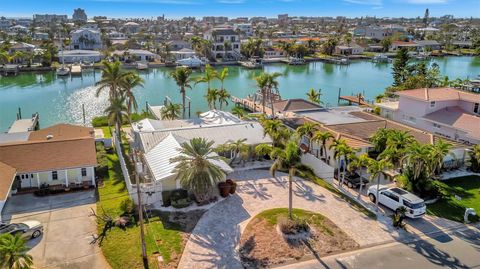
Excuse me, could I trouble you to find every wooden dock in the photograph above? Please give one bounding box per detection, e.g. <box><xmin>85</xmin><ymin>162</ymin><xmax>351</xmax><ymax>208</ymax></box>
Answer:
<box><xmin>338</xmin><ymin>95</ymin><xmax>371</xmax><ymax>106</ymax></box>
<box><xmin>231</xmin><ymin>96</ymin><xmax>272</xmax><ymax>115</ymax></box>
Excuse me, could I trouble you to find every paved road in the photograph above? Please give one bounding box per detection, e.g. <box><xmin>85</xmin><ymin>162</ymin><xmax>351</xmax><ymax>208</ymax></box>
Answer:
<box><xmin>278</xmin><ymin>227</ymin><xmax>480</xmax><ymax>269</ymax></box>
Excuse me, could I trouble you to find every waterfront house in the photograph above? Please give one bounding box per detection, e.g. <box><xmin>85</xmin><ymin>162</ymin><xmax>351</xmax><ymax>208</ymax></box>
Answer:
<box><xmin>113</xmin><ymin>49</ymin><xmax>160</xmax><ymax>62</ymax></box>
<box><xmin>166</xmin><ymin>40</ymin><xmax>192</xmax><ymax>51</ymax></box>
<box><xmin>376</xmin><ymin>87</ymin><xmax>480</xmax><ymax>145</ymax></box>
<box><xmin>71</xmin><ymin>28</ymin><xmax>103</xmax><ymax>50</ymax></box>
<box><xmin>8</xmin><ymin>42</ymin><xmax>35</xmax><ymax>54</ymax></box>
<box><xmin>58</xmin><ymin>50</ymin><xmax>104</xmax><ymax>63</ymax></box>
<box><xmin>171</xmin><ymin>48</ymin><xmax>197</xmax><ymax>61</ymax></box>
<box><xmin>263</xmin><ymin>47</ymin><xmax>287</xmax><ymax>59</ymax></box>
<box><xmin>0</xmin><ymin>124</ymin><xmax>97</xmax><ymax>219</ymax></box>
<box><xmin>334</xmin><ymin>44</ymin><xmax>365</xmax><ymax>55</ymax></box>
<box><xmin>129</xmin><ymin>110</ymin><xmax>272</xmax><ymax>205</ymax></box>
<box><xmin>204</xmin><ymin>28</ymin><xmax>241</xmax><ymax>60</ymax></box>
<box><xmin>390</xmin><ymin>41</ymin><xmax>419</xmax><ymax>51</ymax></box>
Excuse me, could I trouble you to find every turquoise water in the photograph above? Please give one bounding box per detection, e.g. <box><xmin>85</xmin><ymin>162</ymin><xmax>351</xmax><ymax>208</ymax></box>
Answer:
<box><xmin>1</xmin><ymin>56</ymin><xmax>479</xmax><ymax>132</ymax></box>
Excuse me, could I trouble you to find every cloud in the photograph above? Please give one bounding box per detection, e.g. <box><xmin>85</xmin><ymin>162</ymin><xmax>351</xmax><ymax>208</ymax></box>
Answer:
<box><xmin>217</xmin><ymin>0</ymin><xmax>245</xmax><ymax>3</ymax></box>
<box><xmin>90</xmin><ymin>0</ymin><xmax>199</xmax><ymax>4</ymax></box>
<box><xmin>402</xmin><ymin>0</ymin><xmax>448</xmax><ymax>3</ymax></box>
<box><xmin>343</xmin><ymin>0</ymin><xmax>382</xmax><ymax>5</ymax></box>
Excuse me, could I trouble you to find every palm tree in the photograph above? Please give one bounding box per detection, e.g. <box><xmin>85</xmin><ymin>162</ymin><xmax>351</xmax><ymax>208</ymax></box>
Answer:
<box><xmin>262</xmin><ymin>119</ymin><xmax>286</xmax><ymax>147</ymax></box>
<box><xmin>401</xmin><ymin>142</ymin><xmax>433</xmax><ymax>183</ymax></box>
<box><xmin>0</xmin><ymin>234</ymin><xmax>34</xmax><ymax>269</ymax></box>
<box><xmin>330</xmin><ymin>138</ymin><xmax>348</xmax><ymax>185</ymax></box>
<box><xmin>269</xmin><ymin>141</ymin><xmax>302</xmax><ymax>219</ymax></box>
<box><xmin>122</xmin><ymin>73</ymin><xmax>144</xmax><ymax>114</ymax></box>
<box><xmin>370</xmin><ymin>128</ymin><xmax>393</xmax><ymax>153</ymax></box>
<box><xmin>254</xmin><ymin>72</ymin><xmax>282</xmax><ymax>116</ymax></box>
<box><xmin>104</xmin><ymin>96</ymin><xmax>129</xmax><ymax>141</ymax></box>
<box><xmin>195</xmin><ymin>64</ymin><xmax>217</xmax><ymax>90</ymax></box>
<box><xmin>255</xmin><ymin>143</ymin><xmax>273</xmax><ymax>160</ymax></box>
<box><xmin>217</xmin><ymin>89</ymin><xmax>230</xmax><ymax>110</ymax></box>
<box><xmin>348</xmin><ymin>153</ymin><xmax>371</xmax><ymax>200</ymax></box>
<box><xmin>226</xmin><ymin>138</ymin><xmax>249</xmax><ymax>164</ymax></box>
<box><xmin>205</xmin><ymin>88</ymin><xmax>219</xmax><ymax>110</ymax></box>
<box><xmin>217</xmin><ymin>67</ymin><xmax>229</xmax><ymax>90</ymax></box>
<box><xmin>170</xmin><ymin>138</ymin><xmax>226</xmax><ymax>202</ymax></box>
<box><xmin>430</xmin><ymin>140</ymin><xmax>453</xmax><ymax>175</ymax></box>
<box><xmin>306</xmin><ymin>88</ymin><xmax>323</xmax><ymax>105</ymax></box>
<box><xmin>95</xmin><ymin>61</ymin><xmax>132</xmax><ymax>100</ymax></box>
<box><xmin>312</xmin><ymin>130</ymin><xmax>334</xmax><ymax>160</ymax></box>
<box><xmin>170</xmin><ymin>67</ymin><xmax>193</xmax><ymax>119</ymax></box>
<box><xmin>231</xmin><ymin>106</ymin><xmax>246</xmax><ymax>119</ymax></box>
<box><xmin>295</xmin><ymin>122</ymin><xmax>317</xmax><ymax>152</ymax></box>
<box><xmin>160</xmin><ymin>103</ymin><xmax>182</xmax><ymax>120</ymax></box>
<box><xmin>367</xmin><ymin>159</ymin><xmax>392</xmax><ymax>212</ymax></box>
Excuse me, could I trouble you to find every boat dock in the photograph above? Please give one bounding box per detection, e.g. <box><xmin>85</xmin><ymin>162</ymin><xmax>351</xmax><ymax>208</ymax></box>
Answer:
<box><xmin>70</xmin><ymin>65</ymin><xmax>82</xmax><ymax>75</ymax></box>
<box><xmin>146</xmin><ymin>103</ymin><xmax>165</xmax><ymax>120</ymax></box>
<box><xmin>8</xmin><ymin>112</ymin><xmax>40</xmax><ymax>133</ymax></box>
<box><xmin>231</xmin><ymin>96</ymin><xmax>273</xmax><ymax>115</ymax></box>
<box><xmin>338</xmin><ymin>95</ymin><xmax>371</xmax><ymax>106</ymax></box>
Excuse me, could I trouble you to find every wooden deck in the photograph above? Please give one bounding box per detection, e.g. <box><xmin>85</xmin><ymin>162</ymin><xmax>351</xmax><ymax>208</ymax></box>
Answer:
<box><xmin>339</xmin><ymin>95</ymin><xmax>371</xmax><ymax>106</ymax></box>
<box><xmin>231</xmin><ymin>96</ymin><xmax>272</xmax><ymax>115</ymax></box>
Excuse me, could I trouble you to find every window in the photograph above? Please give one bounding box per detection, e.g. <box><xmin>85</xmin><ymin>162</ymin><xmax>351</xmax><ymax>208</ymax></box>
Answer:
<box><xmin>430</xmin><ymin>101</ymin><xmax>436</xmax><ymax>108</ymax></box>
<box><xmin>474</xmin><ymin>103</ymin><xmax>479</xmax><ymax>114</ymax></box>
<box><xmin>433</xmin><ymin>123</ymin><xmax>441</xmax><ymax>129</ymax></box>
<box><xmin>52</xmin><ymin>171</ymin><xmax>58</xmax><ymax>180</ymax></box>
<box><xmin>81</xmin><ymin>168</ymin><xmax>87</xmax><ymax>177</ymax></box>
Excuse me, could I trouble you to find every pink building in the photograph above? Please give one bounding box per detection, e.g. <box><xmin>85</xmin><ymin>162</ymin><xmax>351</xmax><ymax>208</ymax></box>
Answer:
<box><xmin>377</xmin><ymin>87</ymin><xmax>480</xmax><ymax>145</ymax></box>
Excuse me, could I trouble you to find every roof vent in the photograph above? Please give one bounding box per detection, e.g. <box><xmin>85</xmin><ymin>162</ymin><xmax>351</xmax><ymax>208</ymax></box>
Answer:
<box><xmin>46</xmin><ymin>134</ymin><xmax>54</xmax><ymax>140</ymax></box>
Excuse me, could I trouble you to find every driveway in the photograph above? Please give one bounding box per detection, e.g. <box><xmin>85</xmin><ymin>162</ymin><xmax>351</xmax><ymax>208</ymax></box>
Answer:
<box><xmin>2</xmin><ymin>191</ymin><xmax>110</xmax><ymax>269</ymax></box>
<box><xmin>177</xmin><ymin>170</ymin><xmax>396</xmax><ymax>269</ymax></box>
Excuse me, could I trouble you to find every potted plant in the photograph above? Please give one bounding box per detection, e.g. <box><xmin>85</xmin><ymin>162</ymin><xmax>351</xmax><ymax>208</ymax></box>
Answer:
<box><xmin>226</xmin><ymin>179</ymin><xmax>237</xmax><ymax>194</ymax></box>
<box><xmin>218</xmin><ymin>182</ymin><xmax>231</xmax><ymax>197</ymax></box>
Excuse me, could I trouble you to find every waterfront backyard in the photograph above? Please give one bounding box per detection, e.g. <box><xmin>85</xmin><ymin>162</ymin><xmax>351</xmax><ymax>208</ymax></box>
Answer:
<box><xmin>1</xmin><ymin>56</ymin><xmax>479</xmax><ymax>132</ymax></box>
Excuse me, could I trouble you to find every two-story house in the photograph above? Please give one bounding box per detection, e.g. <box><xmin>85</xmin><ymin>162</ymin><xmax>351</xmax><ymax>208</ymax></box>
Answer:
<box><xmin>71</xmin><ymin>28</ymin><xmax>103</xmax><ymax>50</ymax></box>
<box><xmin>204</xmin><ymin>28</ymin><xmax>241</xmax><ymax>60</ymax></box>
<box><xmin>377</xmin><ymin>87</ymin><xmax>480</xmax><ymax>144</ymax></box>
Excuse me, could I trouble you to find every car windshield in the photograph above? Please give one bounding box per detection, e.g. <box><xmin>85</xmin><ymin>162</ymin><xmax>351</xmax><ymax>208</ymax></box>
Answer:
<box><xmin>403</xmin><ymin>200</ymin><xmax>425</xmax><ymax>209</ymax></box>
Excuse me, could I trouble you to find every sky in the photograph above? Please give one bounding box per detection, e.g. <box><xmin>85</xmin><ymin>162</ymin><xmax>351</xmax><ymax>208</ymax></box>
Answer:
<box><xmin>1</xmin><ymin>0</ymin><xmax>478</xmax><ymax>19</ymax></box>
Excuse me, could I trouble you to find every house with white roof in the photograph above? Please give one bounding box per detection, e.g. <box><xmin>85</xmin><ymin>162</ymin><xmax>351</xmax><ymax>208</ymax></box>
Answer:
<box><xmin>71</xmin><ymin>28</ymin><xmax>102</xmax><ymax>50</ymax></box>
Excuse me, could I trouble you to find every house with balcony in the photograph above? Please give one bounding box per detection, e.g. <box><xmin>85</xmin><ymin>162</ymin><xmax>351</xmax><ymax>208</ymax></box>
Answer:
<box><xmin>376</xmin><ymin>87</ymin><xmax>480</xmax><ymax>144</ymax></box>
<box><xmin>0</xmin><ymin>124</ymin><xmax>97</xmax><ymax>219</ymax></box>
<box><xmin>204</xmin><ymin>28</ymin><xmax>241</xmax><ymax>60</ymax></box>
<box><xmin>71</xmin><ymin>28</ymin><xmax>102</xmax><ymax>50</ymax></box>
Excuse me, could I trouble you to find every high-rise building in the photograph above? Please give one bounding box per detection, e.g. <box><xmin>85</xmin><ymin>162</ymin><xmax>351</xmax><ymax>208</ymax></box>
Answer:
<box><xmin>73</xmin><ymin>8</ymin><xmax>88</xmax><ymax>23</ymax></box>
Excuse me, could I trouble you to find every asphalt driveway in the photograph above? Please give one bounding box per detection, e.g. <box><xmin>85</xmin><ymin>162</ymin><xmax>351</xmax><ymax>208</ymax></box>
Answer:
<box><xmin>1</xmin><ymin>191</ymin><xmax>110</xmax><ymax>269</ymax></box>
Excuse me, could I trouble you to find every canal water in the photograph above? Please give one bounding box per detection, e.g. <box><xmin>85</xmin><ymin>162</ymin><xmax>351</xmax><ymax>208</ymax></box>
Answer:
<box><xmin>0</xmin><ymin>56</ymin><xmax>479</xmax><ymax>132</ymax></box>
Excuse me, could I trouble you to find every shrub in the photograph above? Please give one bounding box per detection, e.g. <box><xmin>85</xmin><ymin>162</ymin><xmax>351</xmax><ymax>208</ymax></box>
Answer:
<box><xmin>92</xmin><ymin>116</ymin><xmax>109</xmax><ymax>127</ymax></box>
<box><xmin>277</xmin><ymin>216</ymin><xmax>310</xmax><ymax>235</ymax></box>
<box><xmin>95</xmin><ymin>142</ymin><xmax>109</xmax><ymax>178</ymax></box>
<box><xmin>119</xmin><ymin>197</ymin><xmax>135</xmax><ymax>214</ymax></box>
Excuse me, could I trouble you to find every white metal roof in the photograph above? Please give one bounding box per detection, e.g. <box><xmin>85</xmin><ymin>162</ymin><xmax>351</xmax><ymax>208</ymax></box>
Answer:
<box><xmin>144</xmin><ymin>133</ymin><xmax>233</xmax><ymax>182</ymax></box>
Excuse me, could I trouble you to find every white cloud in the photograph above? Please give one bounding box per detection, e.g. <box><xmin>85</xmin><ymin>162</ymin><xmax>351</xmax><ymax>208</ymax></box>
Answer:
<box><xmin>91</xmin><ymin>0</ymin><xmax>199</xmax><ymax>4</ymax></box>
<box><xmin>217</xmin><ymin>0</ymin><xmax>245</xmax><ymax>3</ymax></box>
<box><xmin>343</xmin><ymin>0</ymin><xmax>383</xmax><ymax>5</ymax></box>
<box><xmin>403</xmin><ymin>0</ymin><xmax>448</xmax><ymax>3</ymax></box>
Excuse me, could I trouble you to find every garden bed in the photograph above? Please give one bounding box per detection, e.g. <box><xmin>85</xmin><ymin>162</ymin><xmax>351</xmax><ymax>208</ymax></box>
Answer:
<box><xmin>239</xmin><ymin>208</ymin><xmax>358</xmax><ymax>268</ymax></box>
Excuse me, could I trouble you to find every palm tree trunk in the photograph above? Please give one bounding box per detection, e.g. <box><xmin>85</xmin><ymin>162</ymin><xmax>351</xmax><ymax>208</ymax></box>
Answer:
<box><xmin>181</xmin><ymin>88</ymin><xmax>186</xmax><ymax>119</ymax></box>
<box><xmin>262</xmin><ymin>90</ymin><xmax>266</xmax><ymax>114</ymax></box>
<box><xmin>376</xmin><ymin>175</ymin><xmax>380</xmax><ymax>212</ymax></box>
<box><xmin>288</xmin><ymin>170</ymin><xmax>293</xmax><ymax>220</ymax></box>
<box><xmin>357</xmin><ymin>168</ymin><xmax>364</xmax><ymax>200</ymax></box>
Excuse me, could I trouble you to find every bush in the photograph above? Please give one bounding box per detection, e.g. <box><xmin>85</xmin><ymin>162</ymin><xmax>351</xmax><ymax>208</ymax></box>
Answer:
<box><xmin>119</xmin><ymin>197</ymin><xmax>135</xmax><ymax>214</ymax></box>
<box><xmin>161</xmin><ymin>190</ymin><xmax>173</xmax><ymax>207</ymax></box>
<box><xmin>96</xmin><ymin>142</ymin><xmax>109</xmax><ymax>178</ymax></box>
<box><xmin>92</xmin><ymin>116</ymin><xmax>109</xmax><ymax>127</ymax></box>
<box><xmin>277</xmin><ymin>216</ymin><xmax>310</xmax><ymax>235</ymax></box>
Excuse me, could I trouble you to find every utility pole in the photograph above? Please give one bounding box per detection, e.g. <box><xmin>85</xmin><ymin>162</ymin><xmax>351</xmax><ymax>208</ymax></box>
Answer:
<box><xmin>133</xmin><ymin>150</ymin><xmax>149</xmax><ymax>269</ymax></box>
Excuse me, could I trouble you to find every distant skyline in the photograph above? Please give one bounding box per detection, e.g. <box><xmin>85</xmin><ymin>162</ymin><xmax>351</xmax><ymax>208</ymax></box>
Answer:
<box><xmin>1</xmin><ymin>0</ymin><xmax>478</xmax><ymax>19</ymax></box>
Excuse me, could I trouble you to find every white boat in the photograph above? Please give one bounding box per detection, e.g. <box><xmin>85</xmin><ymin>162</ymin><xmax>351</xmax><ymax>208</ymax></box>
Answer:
<box><xmin>286</xmin><ymin>57</ymin><xmax>306</xmax><ymax>65</ymax></box>
<box><xmin>57</xmin><ymin>66</ymin><xmax>70</xmax><ymax>76</ymax></box>
<box><xmin>372</xmin><ymin>54</ymin><xmax>392</xmax><ymax>63</ymax></box>
<box><xmin>136</xmin><ymin>62</ymin><xmax>149</xmax><ymax>70</ymax></box>
<box><xmin>70</xmin><ymin>64</ymin><xmax>82</xmax><ymax>75</ymax></box>
<box><xmin>239</xmin><ymin>57</ymin><xmax>263</xmax><ymax>69</ymax></box>
<box><xmin>176</xmin><ymin>57</ymin><xmax>205</xmax><ymax>68</ymax></box>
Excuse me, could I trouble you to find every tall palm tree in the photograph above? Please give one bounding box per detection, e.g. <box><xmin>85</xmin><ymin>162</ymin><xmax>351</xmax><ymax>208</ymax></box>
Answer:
<box><xmin>195</xmin><ymin>64</ymin><xmax>217</xmax><ymax>90</ymax></box>
<box><xmin>231</xmin><ymin>106</ymin><xmax>246</xmax><ymax>119</ymax></box>
<box><xmin>170</xmin><ymin>67</ymin><xmax>193</xmax><ymax>119</ymax></box>
<box><xmin>401</xmin><ymin>142</ymin><xmax>433</xmax><ymax>182</ymax></box>
<box><xmin>367</xmin><ymin>159</ymin><xmax>392</xmax><ymax>212</ymax></box>
<box><xmin>269</xmin><ymin>141</ymin><xmax>302</xmax><ymax>220</ymax></box>
<box><xmin>0</xmin><ymin>234</ymin><xmax>34</xmax><ymax>269</ymax></box>
<box><xmin>217</xmin><ymin>67</ymin><xmax>229</xmax><ymax>90</ymax></box>
<box><xmin>295</xmin><ymin>122</ymin><xmax>317</xmax><ymax>152</ymax></box>
<box><xmin>217</xmin><ymin>89</ymin><xmax>230</xmax><ymax>110</ymax></box>
<box><xmin>370</xmin><ymin>128</ymin><xmax>393</xmax><ymax>153</ymax></box>
<box><xmin>122</xmin><ymin>73</ymin><xmax>144</xmax><ymax>114</ymax></box>
<box><xmin>160</xmin><ymin>103</ymin><xmax>182</xmax><ymax>120</ymax></box>
<box><xmin>330</xmin><ymin>138</ymin><xmax>348</xmax><ymax>184</ymax></box>
<box><xmin>95</xmin><ymin>61</ymin><xmax>132</xmax><ymax>100</ymax></box>
<box><xmin>254</xmin><ymin>72</ymin><xmax>281</xmax><ymax>116</ymax></box>
<box><xmin>205</xmin><ymin>88</ymin><xmax>219</xmax><ymax>110</ymax></box>
<box><xmin>430</xmin><ymin>140</ymin><xmax>453</xmax><ymax>175</ymax></box>
<box><xmin>170</xmin><ymin>138</ymin><xmax>226</xmax><ymax>202</ymax></box>
<box><xmin>226</xmin><ymin>138</ymin><xmax>249</xmax><ymax>164</ymax></box>
<box><xmin>262</xmin><ymin>119</ymin><xmax>286</xmax><ymax>147</ymax></box>
<box><xmin>312</xmin><ymin>130</ymin><xmax>334</xmax><ymax>160</ymax></box>
<box><xmin>306</xmin><ymin>88</ymin><xmax>323</xmax><ymax>105</ymax></box>
<box><xmin>348</xmin><ymin>153</ymin><xmax>371</xmax><ymax>200</ymax></box>
<box><xmin>104</xmin><ymin>96</ymin><xmax>129</xmax><ymax>141</ymax></box>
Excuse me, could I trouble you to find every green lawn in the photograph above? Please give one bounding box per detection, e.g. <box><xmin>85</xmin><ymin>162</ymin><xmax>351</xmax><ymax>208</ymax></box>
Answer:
<box><xmin>96</xmin><ymin>141</ymin><xmax>184</xmax><ymax>269</ymax></box>
<box><xmin>101</xmin><ymin>126</ymin><xmax>112</xmax><ymax>139</ymax></box>
<box><xmin>427</xmin><ymin>176</ymin><xmax>480</xmax><ymax>223</ymax></box>
<box><xmin>256</xmin><ymin>208</ymin><xmax>334</xmax><ymax>235</ymax></box>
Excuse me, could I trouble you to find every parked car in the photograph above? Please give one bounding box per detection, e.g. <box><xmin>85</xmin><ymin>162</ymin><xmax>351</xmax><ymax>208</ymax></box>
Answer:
<box><xmin>367</xmin><ymin>185</ymin><xmax>426</xmax><ymax>218</ymax></box>
<box><xmin>0</xmin><ymin>220</ymin><xmax>43</xmax><ymax>239</ymax></box>
<box><xmin>334</xmin><ymin>170</ymin><xmax>369</xmax><ymax>188</ymax></box>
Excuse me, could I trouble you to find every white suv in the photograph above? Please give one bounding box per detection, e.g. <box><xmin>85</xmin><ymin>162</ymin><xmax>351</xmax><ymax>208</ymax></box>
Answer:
<box><xmin>367</xmin><ymin>185</ymin><xmax>426</xmax><ymax>218</ymax></box>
